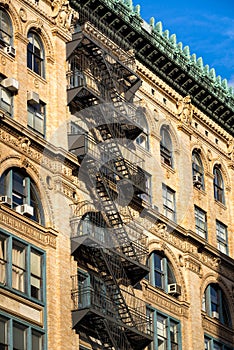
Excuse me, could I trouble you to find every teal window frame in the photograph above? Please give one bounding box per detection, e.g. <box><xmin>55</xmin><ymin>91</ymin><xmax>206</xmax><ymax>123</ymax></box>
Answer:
<box><xmin>202</xmin><ymin>284</ymin><xmax>232</xmax><ymax>327</ymax></box>
<box><xmin>0</xmin><ymin>167</ymin><xmax>45</xmax><ymax>224</ymax></box>
<box><xmin>0</xmin><ymin>311</ymin><xmax>46</xmax><ymax>350</ymax></box>
<box><xmin>216</xmin><ymin>221</ymin><xmax>228</xmax><ymax>255</ymax></box>
<box><xmin>204</xmin><ymin>334</ymin><xmax>233</xmax><ymax>350</ymax></box>
<box><xmin>0</xmin><ymin>230</ymin><xmax>46</xmax><ymax>303</ymax></box>
<box><xmin>194</xmin><ymin>206</ymin><xmax>207</xmax><ymax>239</ymax></box>
<box><xmin>147</xmin><ymin>307</ymin><xmax>182</xmax><ymax>350</ymax></box>
<box><xmin>162</xmin><ymin>184</ymin><xmax>176</xmax><ymax>222</ymax></box>
<box><xmin>148</xmin><ymin>251</ymin><xmax>176</xmax><ymax>294</ymax></box>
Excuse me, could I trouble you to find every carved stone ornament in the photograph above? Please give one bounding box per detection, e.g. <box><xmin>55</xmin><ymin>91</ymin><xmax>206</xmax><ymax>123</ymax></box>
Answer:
<box><xmin>51</xmin><ymin>0</ymin><xmax>77</xmax><ymax>30</ymax></box>
<box><xmin>227</xmin><ymin>138</ymin><xmax>234</xmax><ymax>160</ymax></box>
<box><xmin>176</xmin><ymin>95</ymin><xmax>193</xmax><ymax>125</ymax></box>
<box><xmin>19</xmin><ymin>8</ymin><xmax>27</xmax><ymax>22</ymax></box>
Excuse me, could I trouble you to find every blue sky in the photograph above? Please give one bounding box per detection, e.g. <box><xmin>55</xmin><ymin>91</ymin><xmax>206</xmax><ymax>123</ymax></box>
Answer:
<box><xmin>137</xmin><ymin>0</ymin><xmax>234</xmax><ymax>87</ymax></box>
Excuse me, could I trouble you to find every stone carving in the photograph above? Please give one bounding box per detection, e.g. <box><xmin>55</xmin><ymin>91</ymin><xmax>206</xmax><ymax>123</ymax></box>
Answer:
<box><xmin>176</xmin><ymin>95</ymin><xmax>193</xmax><ymax>124</ymax></box>
<box><xmin>227</xmin><ymin>139</ymin><xmax>234</xmax><ymax>160</ymax></box>
<box><xmin>19</xmin><ymin>7</ymin><xmax>27</xmax><ymax>22</ymax></box>
<box><xmin>51</xmin><ymin>0</ymin><xmax>77</xmax><ymax>30</ymax></box>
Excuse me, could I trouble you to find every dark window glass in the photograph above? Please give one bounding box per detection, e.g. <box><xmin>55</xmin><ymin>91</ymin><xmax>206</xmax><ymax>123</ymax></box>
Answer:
<box><xmin>27</xmin><ymin>32</ymin><xmax>44</xmax><ymax>77</ymax></box>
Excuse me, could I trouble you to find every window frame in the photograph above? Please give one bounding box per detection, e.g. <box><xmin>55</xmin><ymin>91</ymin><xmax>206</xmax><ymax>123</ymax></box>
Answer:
<box><xmin>162</xmin><ymin>184</ymin><xmax>176</xmax><ymax>221</ymax></box>
<box><xmin>147</xmin><ymin>307</ymin><xmax>182</xmax><ymax>350</ymax></box>
<box><xmin>0</xmin><ymin>75</ymin><xmax>13</xmax><ymax>116</ymax></box>
<box><xmin>194</xmin><ymin>206</ymin><xmax>207</xmax><ymax>239</ymax></box>
<box><xmin>0</xmin><ymin>231</ymin><xmax>46</xmax><ymax>303</ymax></box>
<box><xmin>216</xmin><ymin>221</ymin><xmax>228</xmax><ymax>255</ymax></box>
<box><xmin>213</xmin><ymin>166</ymin><xmax>225</xmax><ymax>204</ymax></box>
<box><xmin>0</xmin><ymin>9</ymin><xmax>13</xmax><ymax>47</ymax></box>
<box><xmin>27</xmin><ymin>100</ymin><xmax>46</xmax><ymax>137</ymax></box>
<box><xmin>160</xmin><ymin>126</ymin><xmax>173</xmax><ymax>167</ymax></box>
<box><xmin>192</xmin><ymin>150</ymin><xmax>204</xmax><ymax>190</ymax></box>
<box><xmin>0</xmin><ymin>167</ymin><xmax>45</xmax><ymax>224</ymax></box>
<box><xmin>27</xmin><ymin>31</ymin><xmax>45</xmax><ymax>78</ymax></box>
<box><xmin>204</xmin><ymin>334</ymin><xmax>233</xmax><ymax>350</ymax></box>
<box><xmin>148</xmin><ymin>251</ymin><xmax>176</xmax><ymax>294</ymax></box>
<box><xmin>0</xmin><ymin>312</ymin><xmax>45</xmax><ymax>350</ymax></box>
<box><xmin>203</xmin><ymin>284</ymin><xmax>232</xmax><ymax>327</ymax></box>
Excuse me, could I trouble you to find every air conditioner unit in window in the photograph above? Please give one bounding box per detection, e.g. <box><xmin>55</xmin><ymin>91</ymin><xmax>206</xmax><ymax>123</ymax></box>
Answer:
<box><xmin>193</xmin><ymin>175</ymin><xmax>202</xmax><ymax>187</ymax></box>
<box><xmin>1</xmin><ymin>77</ymin><xmax>19</xmax><ymax>92</ymax></box>
<box><xmin>16</xmin><ymin>204</ymin><xmax>34</xmax><ymax>216</ymax></box>
<box><xmin>4</xmin><ymin>45</ymin><xmax>16</xmax><ymax>57</ymax></box>
<box><xmin>0</xmin><ymin>195</ymin><xmax>12</xmax><ymax>206</ymax></box>
<box><xmin>27</xmin><ymin>91</ymin><xmax>40</xmax><ymax>105</ymax></box>
<box><xmin>212</xmin><ymin>311</ymin><xmax>219</xmax><ymax>319</ymax></box>
<box><xmin>168</xmin><ymin>283</ymin><xmax>181</xmax><ymax>296</ymax></box>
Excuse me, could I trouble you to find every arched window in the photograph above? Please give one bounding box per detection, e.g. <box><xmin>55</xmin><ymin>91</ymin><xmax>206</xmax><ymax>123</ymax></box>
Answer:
<box><xmin>135</xmin><ymin>108</ymin><xmax>149</xmax><ymax>150</ymax></box>
<box><xmin>27</xmin><ymin>31</ymin><xmax>45</xmax><ymax>77</ymax></box>
<box><xmin>160</xmin><ymin>126</ymin><xmax>173</xmax><ymax>167</ymax></box>
<box><xmin>202</xmin><ymin>284</ymin><xmax>232</xmax><ymax>327</ymax></box>
<box><xmin>213</xmin><ymin>166</ymin><xmax>225</xmax><ymax>204</ymax></box>
<box><xmin>192</xmin><ymin>150</ymin><xmax>204</xmax><ymax>189</ymax></box>
<box><xmin>0</xmin><ymin>168</ymin><xmax>44</xmax><ymax>224</ymax></box>
<box><xmin>147</xmin><ymin>251</ymin><xmax>180</xmax><ymax>296</ymax></box>
<box><xmin>0</xmin><ymin>9</ymin><xmax>13</xmax><ymax>47</ymax></box>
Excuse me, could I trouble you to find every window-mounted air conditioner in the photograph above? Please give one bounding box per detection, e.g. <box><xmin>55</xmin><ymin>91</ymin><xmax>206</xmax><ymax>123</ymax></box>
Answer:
<box><xmin>0</xmin><ymin>195</ymin><xmax>12</xmax><ymax>206</ymax></box>
<box><xmin>1</xmin><ymin>77</ymin><xmax>19</xmax><ymax>92</ymax></box>
<box><xmin>212</xmin><ymin>311</ymin><xmax>219</xmax><ymax>319</ymax></box>
<box><xmin>168</xmin><ymin>283</ymin><xmax>181</xmax><ymax>296</ymax></box>
<box><xmin>4</xmin><ymin>45</ymin><xmax>16</xmax><ymax>57</ymax></box>
<box><xmin>27</xmin><ymin>91</ymin><xmax>40</xmax><ymax>105</ymax></box>
<box><xmin>16</xmin><ymin>204</ymin><xmax>34</xmax><ymax>216</ymax></box>
<box><xmin>193</xmin><ymin>175</ymin><xmax>202</xmax><ymax>187</ymax></box>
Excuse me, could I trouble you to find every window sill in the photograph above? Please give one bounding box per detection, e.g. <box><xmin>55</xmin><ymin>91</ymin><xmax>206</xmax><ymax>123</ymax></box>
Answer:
<box><xmin>214</xmin><ymin>200</ymin><xmax>227</xmax><ymax>211</ymax></box>
<box><xmin>193</xmin><ymin>186</ymin><xmax>206</xmax><ymax>196</ymax></box>
<box><xmin>161</xmin><ymin>162</ymin><xmax>175</xmax><ymax>174</ymax></box>
<box><xmin>27</xmin><ymin>68</ymin><xmax>47</xmax><ymax>85</ymax></box>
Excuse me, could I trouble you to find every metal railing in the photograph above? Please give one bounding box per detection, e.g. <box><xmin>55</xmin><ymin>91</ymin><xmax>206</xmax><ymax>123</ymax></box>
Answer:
<box><xmin>71</xmin><ymin>274</ymin><xmax>153</xmax><ymax>336</ymax></box>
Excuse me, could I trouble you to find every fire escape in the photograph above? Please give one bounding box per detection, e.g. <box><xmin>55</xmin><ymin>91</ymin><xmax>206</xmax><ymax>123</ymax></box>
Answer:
<box><xmin>67</xmin><ymin>21</ymin><xmax>153</xmax><ymax>350</ymax></box>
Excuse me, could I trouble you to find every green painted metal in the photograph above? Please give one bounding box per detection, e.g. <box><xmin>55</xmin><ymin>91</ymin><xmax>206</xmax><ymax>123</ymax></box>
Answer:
<box><xmin>69</xmin><ymin>0</ymin><xmax>234</xmax><ymax>135</ymax></box>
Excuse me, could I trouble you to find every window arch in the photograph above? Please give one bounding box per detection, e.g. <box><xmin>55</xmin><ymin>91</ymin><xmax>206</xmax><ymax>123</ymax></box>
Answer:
<box><xmin>160</xmin><ymin>126</ymin><xmax>173</xmax><ymax>167</ymax></box>
<box><xmin>192</xmin><ymin>150</ymin><xmax>204</xmax><ymax>189</ymax></box>
<box><xmin>0</xmin><ymin>9</ymin><xmax>13</xmax><ymax>47</ymax></box>
<box><xmin>202</xmin><ymin>283</ymin><xmax>232</xmax><ymax>327</ymax></box>
<box><xmin>147</xmin><ymin>251</ymin><xmax>180</xmax><ymax>296</ymax></box>
<box><xmin>135</xmin><ymin>108</ymin><xmax>149</xmax><ymax>150</ymax></box>
<box><xmin>0</xmin><ymin>167</ymin><xmax>44</xmax><ymax>224</ymax></box>
<box><xmin>27</xmin><ymin>31</ymin><xmax>45</xmax><ymax>77</ymax></box>
<box><xmin>213</xmin><ymin>165</ymin><xmax>225</xmax><ymax>204</ymax></box>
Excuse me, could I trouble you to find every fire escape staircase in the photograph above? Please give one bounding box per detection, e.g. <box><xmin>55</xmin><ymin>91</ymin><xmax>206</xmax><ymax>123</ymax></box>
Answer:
<box><xmin>67</xmin><ymin>24</ymin><xmax>152</xmax><ymax>350</ymax></box>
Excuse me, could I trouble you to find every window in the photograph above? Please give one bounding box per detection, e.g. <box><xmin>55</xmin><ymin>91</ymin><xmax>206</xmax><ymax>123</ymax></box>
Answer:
<box><xmin>202</xmin><ymin>284</ymin><xmax>232</xmax><ymax>327</ymax></box>
<box><xmin>162</xmin><ymin>184</ymin><xmax>176</xmax><ymax>221</ymax></box>
<box><xmin>147</xmin><ymin>308</ymin><xmax>181</xmax><ymax>350</ymax></box>
<box><xmin>160</xmin><ymin>126</ymin><xmax>173</xmax><ymax>167</ymax></box>
<box><xmin>192</xmin><ymin>150</ymin><xmax>204</xmax><ymax>189</ymax></box>
<box><xmin>27</xmin><ymin>100</ymin><xmax>45</xmax><ymax>136</ymax></box>
<box><xmin>194</xmin><ymin>206</ymin><xmax>207</xmax><ymax>239</ymax></box>
<box><xmin>135</xmin><ymin>109</ymin><xmax>149</xmax><ymax>151</ymax></box>
<box><xmin>27</xmin><ymin>31</ymin><xmax>45</xmax><ymax>77</ymax></box>
<box><xmin>216</xmin><ymin>221</ymin><xmax>228</xmax><ymax>254</ymax></box>
<box><xmin>0</xmin><ymin>314</ymin><xmax>44</xmax><ymax>350</ymax></box>
<box><xmin>0</xmin><ymin>75</ymin><xmax>13</xmax><ymax>115</ymax></box>
<box><xmin>205</xmin><ymin>335</ymin><xmax>233</xmax><ymax>350</ymax></box>
<box><xmin>0</xmin><ymin>167</ymin><xmax>44</xmax><ymax>224</ymax></box>
<box><xmin>0</xmin><ymin>9</ymin><xmax>13</xmax><ymax>47</ymax></box>
<box><xmin>138</xmin><ymin>172</ymin><xmax>151</xmax><ymax>203</ymax></box>
<box><xmin>147</xmin><ymin>251</ymin><xmax>177</xmax><ymax>293</ymax></box>
<box><xmin>213</xmin><ymin>166</ymin><xmax>225</xmax><ymax>204</ymax></box>
<box><xmin>0</xmin><ymin>232</ymin><xmax>45</xmax><ymax>301</ymax></box>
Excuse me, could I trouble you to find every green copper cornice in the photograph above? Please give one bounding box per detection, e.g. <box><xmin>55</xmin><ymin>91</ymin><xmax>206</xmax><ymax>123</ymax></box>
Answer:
<box><xmin>69</xmin><ymin>0</ymin><xmax>234</xmax><ymax>135</ymax></box>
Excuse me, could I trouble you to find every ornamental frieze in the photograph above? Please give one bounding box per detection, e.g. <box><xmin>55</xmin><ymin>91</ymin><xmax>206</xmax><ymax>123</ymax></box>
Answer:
<box><xmin>0</xmin><ymin>208</ymin><xmax>57</xmax><ymax>248</ymax></box>
<box><xmin>202</xmin><ymin>316</ymin><xmax>234</xmax><ymax>344</ymax></box>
